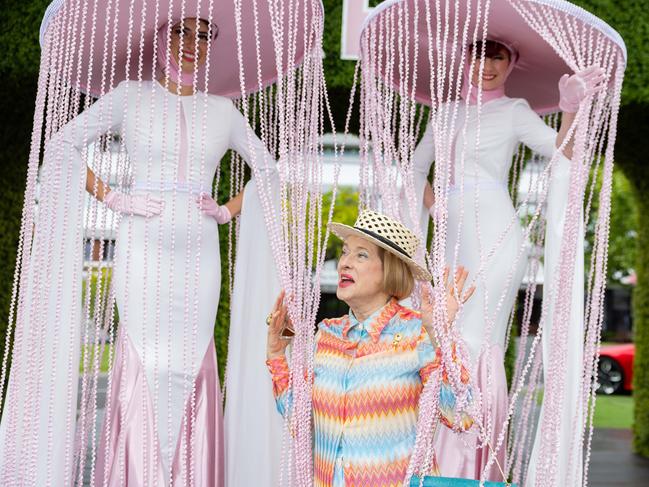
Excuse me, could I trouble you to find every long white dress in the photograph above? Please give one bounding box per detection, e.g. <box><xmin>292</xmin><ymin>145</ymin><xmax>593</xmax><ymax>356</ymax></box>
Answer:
<box><xmin>411</xmin><ymin>96</ymin><xmax>582</xmax><ymax>483</ymax></box>
<box><xmin>0</xmin><ymin>79</ymin><xmax>276</xmax><ymax>486</ymax></box>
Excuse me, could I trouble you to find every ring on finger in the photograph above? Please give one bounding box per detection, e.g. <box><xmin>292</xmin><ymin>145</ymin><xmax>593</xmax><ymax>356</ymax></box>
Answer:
<box><xmin>266</xmin><ymin>312</ymin><xmax>274</xmax><ymax>326</ymax></box>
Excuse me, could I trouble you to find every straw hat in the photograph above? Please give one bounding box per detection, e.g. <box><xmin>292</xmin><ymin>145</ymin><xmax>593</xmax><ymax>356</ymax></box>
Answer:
<box><xmin>328</xmin><ymin>209</ymin><xmax>432</xmax><ymax>281</ymax></box>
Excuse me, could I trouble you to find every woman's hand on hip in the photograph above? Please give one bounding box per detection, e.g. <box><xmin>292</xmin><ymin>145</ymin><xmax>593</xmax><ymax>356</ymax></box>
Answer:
<box><xmin>104</xmin><ymin>190</ymin><xmax>164</xmax><ymax>217</ymax></box>
<box><xmin>197</xmin><ymin>192</ymin><xmax>232</xmax><ymax>224</ymax></box>
<box><xmin>267</xmin><ymin>290</ymin><xmax>294</xmax><ymax>360</ymax></box>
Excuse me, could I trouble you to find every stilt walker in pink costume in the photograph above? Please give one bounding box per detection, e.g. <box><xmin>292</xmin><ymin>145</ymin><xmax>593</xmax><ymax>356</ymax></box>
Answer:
<box><xmin>90</xmin><ymin>19</ymin><xmax>271</xmax><ymax>486</ymax></box>
<box><xmin>0</xmin><ymin>0</ymin><xmax>317</xmax><ymax>483</ymax></box>
<box><xmin>411</xmin><ymin>38</ymin><xmax>604</xmax><ymax>483</ymax></box>
<box><xmin>356</xmin><ymin>1</ymin><xmax>626</xmax><ymax>485</ymax></box>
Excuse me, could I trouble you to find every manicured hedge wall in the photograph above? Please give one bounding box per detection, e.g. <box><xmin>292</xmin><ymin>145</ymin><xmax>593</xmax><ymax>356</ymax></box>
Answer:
<box><xmin>571</xmin><ymin>0</ymin><xmax>649</xmax><ymax>458</ymax></box>
<box><xmin>609</xmin><ymin>103</ymin><xmax>649</xmax><ymax>457</ymax></box>
<box><xmin>0</xmin><ymin>0</ymin><xmax>50</xmax><ymax>364</ymax></box>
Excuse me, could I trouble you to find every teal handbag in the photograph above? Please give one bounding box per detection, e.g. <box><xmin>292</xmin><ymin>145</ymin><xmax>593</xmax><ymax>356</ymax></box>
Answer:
<box><xmin>410</xmin><ymin>477</ymin><xmax>516</xmax><ymax>486</ymax></box>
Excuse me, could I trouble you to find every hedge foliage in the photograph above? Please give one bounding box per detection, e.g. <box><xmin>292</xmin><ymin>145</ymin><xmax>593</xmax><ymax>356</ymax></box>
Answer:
<box><xmin>572</xmin><ymin>0</ymin><xmax>649</xmax><ymax>457</ymax></box>
<box><xmin>569</xmin><ymin>0</ymin><xmax>649</xmax><ymax>457</ymax></box>
<box><xmin>612</xmin><ymin>103</ymin><xmax>649</xmax><ymax>457</ymax></box>
<box><xmin>0</xmin><ymin>0</ymin><xmax>50</xmax><ymax>362</ymax></box>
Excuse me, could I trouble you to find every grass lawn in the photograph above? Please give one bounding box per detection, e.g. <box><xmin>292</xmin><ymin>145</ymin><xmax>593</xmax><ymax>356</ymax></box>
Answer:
<box><xmin>79</xmin><ymin>344</ymin><xmax>113</xmax><ymax>374</ymax></box>
<box><xmin>593</xmin><ymin>394</ymin><xmax>634</xmax><ymax>429</ymax></box>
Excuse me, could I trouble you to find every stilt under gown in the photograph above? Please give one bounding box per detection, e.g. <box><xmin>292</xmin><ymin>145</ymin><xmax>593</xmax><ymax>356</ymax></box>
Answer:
<box><xmin>223</xmin><ymin>177</ymin><xmax>284</xmax><ymax>487</ymax></box>
<box><xmin>411</xmin><ymin>96</ymin><xmax>581</xmax><ymax>482</ymax></box>
<box><xmin>22</xmin><ymin>79</ymin><xmax>275</xmax><ymax>486</ymax></box>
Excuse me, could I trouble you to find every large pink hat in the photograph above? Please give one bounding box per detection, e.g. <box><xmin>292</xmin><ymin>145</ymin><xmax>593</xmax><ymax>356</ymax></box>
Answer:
<box><xmin>360</xmin><ymin>0</ymin><xmax>625</xmax><ymax>115</ymax></box>
<box><xmin>39</xmin><ymin>0</ymin><xmax>323</xmax><ymax>98</ymax></box>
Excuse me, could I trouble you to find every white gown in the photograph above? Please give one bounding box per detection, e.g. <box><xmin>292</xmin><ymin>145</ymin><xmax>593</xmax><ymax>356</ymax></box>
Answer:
<box><xmin>0</xmin><ymin>79</ymin><xmax>276</xmax><ymax>486</ymax></box>
<box><xmin>411</xmin><ymin>97</ymin><xmax>583</xmax><ymax>483</ymax></box>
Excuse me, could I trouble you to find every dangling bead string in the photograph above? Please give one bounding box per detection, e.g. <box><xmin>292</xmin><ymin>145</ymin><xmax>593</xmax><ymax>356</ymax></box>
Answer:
<box><xmin>571</xmin><ymin>47</ymin><xmax>613</xmax><ymax>474</ymax></box>
<box><xmin>581</xmin><ymin>86</ymin><xmax>616</xmax><ymax>487</ymax></box>
<box><xmin>114</xmin><ymin>1</ymin><xmax>139</xmax><ymax>485</ymax></box>
<box><xmin>0</xmin><ymin>9</ymin><xmax>61</xmax><ymax>483</ymax></box>
<box><xmin>504</xmin><ymin>2</ymin><xmax>620</xmax><ymax>484</ymax></box>
<box><xmin>483</xmin><ymin>115</ymin><xmax>586</xmax><ymax>480</ymax></box>
<box><xmin>233</xmin><ymin>1</ymin><xmax>332</xmax><ymax>483</ymax></box>
<box><xmin>577</xmin><ymin>54</ymin><xmax>619</xmax><ymax>487</ymax></box>
<box><xmin>131</xmin><ymin>0</ymin><xmax>158</xmax><ymax>481</ymax></box>
<box><xmin>98</xmin><ymin>0</ymin><xmax>125</xmax><ymax>482</ymax></box>
<box><xmin>172</xmin><ymin>2</ymin><xmax>191</xmax><ymax>481</ymax></box>
<box><xmin>189</xmin><ymin>2</ymin><xmax>216</xmax><ymax>481</ymax></box>
<box><xmin>74</xmin><ymin>0</ymin><xmax>95</xmax><ymax>474</ymax></box>
<box><xmin>180</xmin><ymin>8</ymin><xmax>195</xmax><ymax>484</ymax></box>
<box><xmin>160</xmin><ymin>2</ymin><xmax>180</xmax><ymax>482</ymax></box>
<box><xmin>74</xmin><ymin>0</ymin><xmax>104</xmax><ymax>480</ymax></box>
<box><xmin>52</xmin><ymin>2</ymin><xmax>88</xmax><ymax>483</ymax></box>
<box><xmin>16</xmin><ymin>4</ymin><xmax>68</xmax><ymax>481</ymax></box>
<box><xmin>35</xmin><ymin>11</ymin><xmax>70</xmax><ymax>483</ymax></box>
<box><xmin>141</xmin><ymin>0</ymin><xmax>164</xmax><ymax>481</ymax></box>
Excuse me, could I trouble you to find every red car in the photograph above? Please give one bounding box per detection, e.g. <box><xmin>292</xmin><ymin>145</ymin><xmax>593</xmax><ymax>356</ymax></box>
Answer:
<box><xmin>597</xmin><ymin>343</ymin><xmax>635</xmax><ymax>395</ymax></box>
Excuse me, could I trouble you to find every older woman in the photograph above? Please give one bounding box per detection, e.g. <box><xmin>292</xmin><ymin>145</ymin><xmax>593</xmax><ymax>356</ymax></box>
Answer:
<box><xmin>266</xmin><ymin>209</ymin><xmax>474</xmax><ymax>487</ymax></box>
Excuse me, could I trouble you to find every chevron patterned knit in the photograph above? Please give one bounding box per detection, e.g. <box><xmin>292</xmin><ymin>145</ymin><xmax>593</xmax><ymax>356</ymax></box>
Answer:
<box><xmin>267</xmin><ymin>298</ymin><xmax>472</xmax><ymax>487</ymax></box>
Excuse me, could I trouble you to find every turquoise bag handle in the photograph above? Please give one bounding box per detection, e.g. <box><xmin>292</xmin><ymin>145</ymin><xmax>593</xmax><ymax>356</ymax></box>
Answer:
<box><xmin>409</xmin><ymin>476</ymin><xmax>516</xmax><ymax>486</ymax></box>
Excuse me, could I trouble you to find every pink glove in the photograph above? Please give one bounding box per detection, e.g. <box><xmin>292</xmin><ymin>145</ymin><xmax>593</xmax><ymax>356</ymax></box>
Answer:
<box><xmin>558</xmin><ymin>65</ymin><xmax>606</xmax><ymax>113</ymax></box>
<box><xmin>104</xmin><ymin>191</ymin><xmax>164</xmax><ymax>217</ymax></box>
<box><xmin>197</xmin><ymin>193</ymin><xmax>232</xmax><ymax>224</ymax></box>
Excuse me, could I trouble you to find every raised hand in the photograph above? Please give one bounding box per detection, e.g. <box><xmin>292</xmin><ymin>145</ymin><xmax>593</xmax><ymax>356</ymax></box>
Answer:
<box><xmin>197</xmin><ymin>192</ymin><xmax>232</xmax><ymax>224</ymax></box>
<box><xmin>104</xmin><ymin>191</ymin><xmax>164</xmax><ymax>217</ymax></box>
<box><xmin>558</xmin><ymin>65</ymin><xmax>606</xmax><ymax>113</ymax></box>
<box><xmin>266</xmin><ymin>290</ymin><xmax>294</xmax><ymax>359</ymax></box>
<box><xmin>420</xmin><ymin>266</ymin><xmax>475</xmax><ymax>335</ymax></box>
<box><xmin>444</xmin><ymin>266</ymin><xmax>475</xmax><ymax>325</ymax></box>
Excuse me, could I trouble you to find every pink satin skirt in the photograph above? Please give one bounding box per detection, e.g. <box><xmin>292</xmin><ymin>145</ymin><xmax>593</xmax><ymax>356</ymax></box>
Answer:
<box><xmin>434</xmin><ymin>344</ymin><xmax>508</xmax><ymax>482</ymax></box>
<box><xmin>95</xmin><ymin>330</ymin><xmax>224</xmax><ymax>487</ymax></box>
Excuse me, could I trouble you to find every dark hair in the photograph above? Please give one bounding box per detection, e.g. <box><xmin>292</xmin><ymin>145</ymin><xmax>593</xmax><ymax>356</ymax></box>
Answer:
<box><xmin>176</xmin><ymin>18</ymin><xmax>219</xmax><ymax>40</ymax></box>
<box><xmin>197</xmin><ymin>18</ymin><xmax>219</xmax><ymax>40</ymax></box>
<box><xmin>470</xmin><ymin>40</ymin><xmax>510</xmax><ymax>60</ymax></box>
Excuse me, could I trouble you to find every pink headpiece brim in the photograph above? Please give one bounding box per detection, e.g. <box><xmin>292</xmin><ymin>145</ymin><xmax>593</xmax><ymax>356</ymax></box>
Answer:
<box><xmin>360</xmin><ymin>0</ymin><xmax>625</xmax><ymax>114</ymax></box>
<box><xmin>40</xmin><ymin>0</ymin><xmax>324</xmax><ymax>98</ymax></box>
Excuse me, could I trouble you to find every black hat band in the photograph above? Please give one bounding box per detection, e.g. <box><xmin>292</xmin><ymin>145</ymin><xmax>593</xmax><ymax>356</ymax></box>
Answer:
<box><xmin>355</xmin><ymin>227</ymin><xmax>411</xmax><ymax>259</ymax></box>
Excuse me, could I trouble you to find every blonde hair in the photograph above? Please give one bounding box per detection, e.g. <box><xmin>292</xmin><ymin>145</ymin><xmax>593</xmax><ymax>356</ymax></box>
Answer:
<box><xmin>380</xmin><ymin>248</ymin><xmax>415</xmax><ymax>300</ymax></box>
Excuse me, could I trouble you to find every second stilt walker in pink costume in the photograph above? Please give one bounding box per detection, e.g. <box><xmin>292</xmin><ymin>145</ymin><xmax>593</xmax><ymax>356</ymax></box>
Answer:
<box><xmin>49</xmin><ymin>18</ymin><xmax>277</xmax><ymax>486</ymax></box>
<box><xmin>411</xmin><ymin>40</ymin><xmax>605</xmax><ymax>481</ymax></box>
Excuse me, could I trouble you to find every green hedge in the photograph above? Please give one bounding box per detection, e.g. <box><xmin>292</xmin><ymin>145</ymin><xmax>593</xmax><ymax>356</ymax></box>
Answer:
<box><xmin>632</xmin><ymin>189</ymin><xmax>649</xmax><ymax>456</ymax></box>
<box><xmin>0</xmin><ymin>0</ymin><xmax>49</xmax><ymax>372</ymax></box>
<box><xmin>0</xmin><ymin>78</ymin><xmax>37</xmax><ymax>364</ymax></box>
<box><xmin>613</xmin><ymin>103</ymin><xmax>649</xmax><ymax>457</ymax></box>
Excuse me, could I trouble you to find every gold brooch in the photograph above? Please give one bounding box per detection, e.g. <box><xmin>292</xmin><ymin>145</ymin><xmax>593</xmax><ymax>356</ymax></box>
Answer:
<box><xmin>392</xmin><ymin>333</ymin><xmax>402</xmax><ymax>349</ymax></box>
